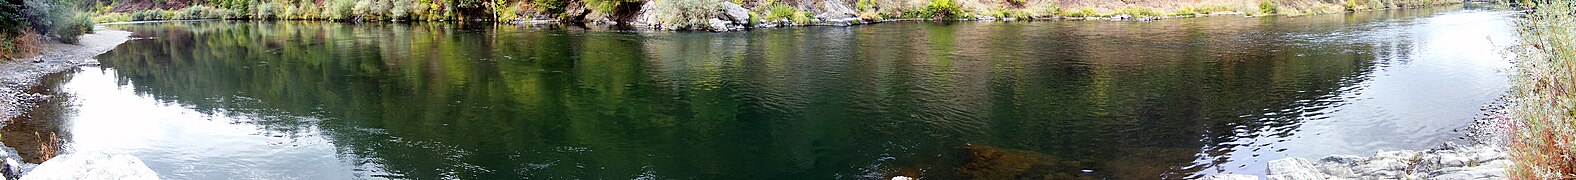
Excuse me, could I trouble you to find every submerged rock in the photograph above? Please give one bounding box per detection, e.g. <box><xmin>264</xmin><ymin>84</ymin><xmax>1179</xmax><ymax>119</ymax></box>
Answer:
<box><xmin>21</xmin><ymin>151</ymin><xmax>158</xmax><ymax>180</ymax></box>
<box><xmin>958</xmin><ymin>144</ymin><xmax>1099</xmax><ymax>180</ymax></box>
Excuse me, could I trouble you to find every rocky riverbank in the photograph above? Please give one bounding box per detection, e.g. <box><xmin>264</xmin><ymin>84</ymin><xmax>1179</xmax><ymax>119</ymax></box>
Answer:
<box><xmin>0</xmin><ymin>26</ymin><xmax>137</xmax><ymax>179</ymax></box>
<box><xmin>1245</xmin><ymin>100</ymin><xmax>1515</xmax><ymax>180</ymax></box>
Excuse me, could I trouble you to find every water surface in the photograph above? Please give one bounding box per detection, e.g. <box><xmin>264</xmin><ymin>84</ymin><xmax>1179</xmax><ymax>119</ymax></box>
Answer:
<box><xmin>23</xmin><ymin>4</ymin><xmax>1516</xmax><ymax>179</ymax></box>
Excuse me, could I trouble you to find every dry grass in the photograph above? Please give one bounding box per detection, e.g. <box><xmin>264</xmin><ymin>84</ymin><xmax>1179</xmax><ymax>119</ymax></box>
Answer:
<box><xmin>1508</xmin><ymin>0</ymin><xmax>1576</xmax><ymax>179</ymax></box>
<box><xmin>34</xmin><ymin>132</ymin><xmax>58</xmax><ymax>161</ymax></box>
<box><xmin>0</xmin><ymin>31</ymin><xmax>43</xmax><ymax>61</ymax></box>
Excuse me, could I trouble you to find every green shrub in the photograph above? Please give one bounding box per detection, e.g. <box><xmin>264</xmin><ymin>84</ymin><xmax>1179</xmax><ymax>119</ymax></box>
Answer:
<box><xmin>763</xmin><ymin>3</ymin><xmax>802</xmax><ymax>22</ymax></box>
<box><xmin>1258</xmin><ymin>0</ymin><xmax>1278</xmax><ymax>14</ymax></box>
<box><xmin>255</xmin><ymin>2</ymin><xmax>276</xmax><ymax>19</ymax></box>
<box><xmin>177</xmin><ymin>5</ymin><xmax>229</xmax><ymax>20</ymax></box>
<box><xmin>353</xmin><ymin>0</ymin><xmax>373</xmax><ymax>19</ymax></box>
<box><xmin>855</xmin><ymin>0</ymin><xmax>877</xmax><ymax>11</ymax></box>
<box><xmin>1173</xmin><ymin>6</ymin><xmax>1197</xmax><ymax>16</ymax></box>
<box><xmin>921</xmin><ymin>0</ymin><xmax>964</xmax><ymax>19</ymax></box>
<box><xmin>2</xmin><ymin>0</ymin><xmax>29</xmax><ymax>59</ymax></box>
<box><xmin>793</xmin><ymin>10</ymin><xmax>813</xmax><ymax>24</ymax></box>
<box><xmin>50</xmin><ymin>13</ymin><xmax>92</xmax><ymax>44</ymax></box>
<box><xmin>392</xmin><ymin>0</ymin><xmax>413</xmax><ymax>20</ymax></box>
<box><xmin>531</xmin><ymin>0</ymin><xmax>567</xmax><ymax>16</ymax></box>
<box><xmin>326</xmin><ymin>0</ymin><xmax>356</xmax><ymax>19</ymax></box>
<box><xmin>1057</xmin><ymin>7</ymin><xmax>1097</xmax><ymax>17</ymax></box>
<box><xmin>588</xmin><ymin>0</ymin><xmax>641</xmax><ymax>13</ymax></box>
<box><xmin>1116</xmin><ymin>6</ymin><xmax>1160</xmax><ymax>17</ymax></box>
<box><xmin>3</xmin><ymin>1</ymin><xmax>29</xmax><ymax>35</ymax></box>
<box><xmin>93</xmin><ymin>12</ymin><xmax>131</xmax><ymax>23</ymax></box>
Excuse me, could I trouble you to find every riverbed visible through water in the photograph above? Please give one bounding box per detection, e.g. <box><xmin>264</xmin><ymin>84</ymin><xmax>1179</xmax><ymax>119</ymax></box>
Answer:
<box><xmin>5</xmin><ymin>4</ymin><xmax>1517</xmax><ymax>179</ymax></box>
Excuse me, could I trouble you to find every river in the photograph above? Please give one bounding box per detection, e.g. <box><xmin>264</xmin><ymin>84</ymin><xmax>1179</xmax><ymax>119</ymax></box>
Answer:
<box><xmin>6</xmin><ymin>4</ymin><xmax>1516</xmax><ymax>179</ymax></box>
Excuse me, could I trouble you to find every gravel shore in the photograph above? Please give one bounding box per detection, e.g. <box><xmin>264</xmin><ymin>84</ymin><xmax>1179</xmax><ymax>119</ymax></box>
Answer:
<box><xmin>0</xmin><ymin>26</ymin><xmax>132</xmax><ymax>179</ymax></box>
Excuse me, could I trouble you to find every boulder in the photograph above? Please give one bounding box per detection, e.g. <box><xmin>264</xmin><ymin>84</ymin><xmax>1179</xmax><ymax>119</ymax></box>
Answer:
<box><xmin>21</xmin><ymin>151</ymin><xmax>158</xmax><ymax>180</ymax></box>
<box><xmin>813</xmin><ymin>0</ymin><xmax>858</xmax><ymax>19</ymax></box>
<box><xmin>722</xmin><ymin>2</ymin><xmax>750</xmax><ymax>23</ymax></box>
<box><xmin>1267</xmin><ymin>158</ymin><xmax>1326</xmax><ymax>180</ymax></box>
<box><xmin>707</xmin><ymin>19</ymin><xmax>731</xmax><ymax>31</ymax></box>
<box><xmin>1198</xmin><ymin>174</ymin><xmax>1258</xmax><ymax>180</ymax></box>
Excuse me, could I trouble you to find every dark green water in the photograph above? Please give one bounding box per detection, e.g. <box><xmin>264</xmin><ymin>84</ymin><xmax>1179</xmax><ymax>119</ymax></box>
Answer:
<box><xmin>28</xmin><ymin>4</ymin><xmax>1514</xmax><ymax>179</ymax></box>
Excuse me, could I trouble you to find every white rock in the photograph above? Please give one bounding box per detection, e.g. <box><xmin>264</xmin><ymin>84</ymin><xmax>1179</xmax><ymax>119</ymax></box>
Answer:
<box><xmin>721</xmin><ymin>2</ymin><xmax>750</xmax><ymax>23</ymax></box>
<box><xmin>1267</xmin><ymin>158</ymin><xmax>1326</xmax><ymax>180</ymax></box>
<box><xmin>21</xmin><ymin>151</ymin><xmax>158</xmax><ymax>180</ymax></box>
<box><xmin>707</xmin><ymin>19</ymin><xmax>730</xmax><ymax>31</ymax></box>
<box><xmin>1440</xmin><ymin>154</ymin><xmax>1471</xmax><ymax>167</ymax></box>
<box><xmin>1199</xmin><ymin>174</ymin><xmax>1258</xmax><ymax>180</ymax></box>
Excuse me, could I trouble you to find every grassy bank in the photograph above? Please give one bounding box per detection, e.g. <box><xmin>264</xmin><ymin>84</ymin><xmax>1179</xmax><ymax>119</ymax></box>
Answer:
<box><xmin>1508</xmin><ymin>0</ymin><xmax>1576</xmax><ymax>179</ymax></box>
<box><xmin>88</xmin><ymin>0</ymin><xmax>1461</xmax><ymax>25</ymax></box>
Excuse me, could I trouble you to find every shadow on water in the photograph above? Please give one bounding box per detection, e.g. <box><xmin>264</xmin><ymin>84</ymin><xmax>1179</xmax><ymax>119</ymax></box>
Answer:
<box><xmin>26</xmin><ymin>3</ymin><xmax>1517</xmax><ymax>179</ymax></box>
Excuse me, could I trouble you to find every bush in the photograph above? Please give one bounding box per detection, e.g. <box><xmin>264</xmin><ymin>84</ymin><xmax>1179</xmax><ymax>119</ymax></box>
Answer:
<box><xmin>392</xmin><ymin>0</ymin><xmax>413</xmax><ymax>20</ymax></box>
<box><xmin>1509</xmin><ymin>1</ymin><xmax>1576</xmax><ymax>179</ymax></box>
<box><xmin>131</xmin><ymin>10</ymin><xmax>163</xmax><ymax>21</ymax></box>
<box><xmin>1258</xmin><ymin>0</ymin><xmax>1278</xmax><ymax>15</ymax></box>
<box><xmin>647</xmin><ymin>0</ymin><xmax>725</xmax><ymax>30</ymax></box>
<box><xmin>353</xmin><ymin>0</ymin><xmax>373</xmax><ymax>19</ymax></box>
<box><xmin>50</xmin><ymin>13</ymin><xmax>92</xmax><ymax>44</ymax></box>
<box><xmin>1116</xmin><ymin>6</ymin><xmax>1160</xmax><ymax>17</ymax></box>
<box><xmin>921</xmin><ymin>0</ymin><xmax>964</xmax><ymax>19</ymax></box>
<box><xmin>326</xmin><ymin>0</ymin><xmax>356</xmax><ymax>19</ymax></box>
<box><xmin>587</xmin><ymin>0</ymin><xmax>641</xmax><ymax>13</ymax></box>
<box><xmin>1</xmin><ymin>0</ymin><xmax>26</xmax><ymax>36</ymax></box>
<box><xmin>93</xmin><ymin>13</ymin><xmax>131</xmax><ymax>23</ymax></box>
<box><xmin>763</xmin><ymin>3</ymin><xmax>802</xmax><ymax>23</ymax></box>
<box><xmin>255</xmin><ymin>2</ymin><xmax>276</xmax><ymax>19</ymax></box>
<box><xmin>1057</xmin><ymin>7</ymin><xmax>1097</xmax><ymax>17</ymax></box>
<box><xmin>177</xmin><ymin>5</ymin><xmax>230</xmax><ymax>20</ymax></box>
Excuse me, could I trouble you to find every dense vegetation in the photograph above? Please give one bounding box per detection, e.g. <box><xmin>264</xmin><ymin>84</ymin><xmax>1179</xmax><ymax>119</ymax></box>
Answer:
<box><xmin>1509</xmin><ymin>0</ymin><xmax>1576</xmax><ymax>179</ymax></box>
<box><xmin>1</xmin><ymin>0</ymin><xmax>94</xmax><ymax>60</ymax></box>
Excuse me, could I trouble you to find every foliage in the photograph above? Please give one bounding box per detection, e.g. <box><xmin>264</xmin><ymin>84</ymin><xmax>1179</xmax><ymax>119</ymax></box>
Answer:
<box><xmin>588</xmin><ymin>0</ymin><xmax>642</xmax><ymax>13</ymax></box>
<box><xmin>1173</xmin><ymin>6</ymin><xmax>1197</xmax><ymax>16</ymax></box>
<box><xmin>989</xmin><ymin>9</ymin><xmax>1029</xmax><ymax>19</ymax></box>
<box><xmin>325</xmin><ymin>0</ymin><xmax>356</xmax><ymax>20</ymax></box>
<box><xmin>1258</xmin><ymin>0</ymin><xmax>1278</xmax><ymax>15</ymax></box>
<box><xmin>1509</xmin><ymin>1</ymin><xmax>1576</xmax><ymax>179</ymax></box>
<box><xmin>93</xmin><ymin>13</ymin><xmax>131</xmax><ymax>22</ymax></box>
<box><xmin>920</xmin><ymin>0</ymin><xmax>963</xmax><ymax>19</ymax></box>
<box><xmin>20</xmin><ymin>0</ymin><xmax>92</xmax><ymax>44</ymax></box>
<box><xmin>392</xmin><ymin>0</ymin><xmax>415</xmax><ymax>20</ymax></box>
<box><xmin>762</xmin><ymin>2</ymin><xmax>802</xmax><ymax>23</ymax></box>
<box><xmin>532</xmin><ymin>0</ymin><xmax>568</xmax><ymax>16</ymax></box>
<box><xmin>177</xmin><ymin>5</ymin><xmax>231</xmax><ymax>20</ymax></box>
<box><xmin>1115</xmin><ymin>6</ymin><xmax>1160</xmax><ymax>17</ymax></box>
<box><xmin>1057</xmin><ymin>7</ymin><xmax>1097</xmax><ymax>17</ymax></box>
<box><xmin>1</xmin><ymin>0</ymin><xmax>25</xmax><ymax>36</ymax></box>
<box><xmin>647</xmin><ymin>0</ymin><xmax>725</xmax><ymax>30</ymax></box>
<box><xmin>855</xmin><ymin>0</ymin><xmax>877</xmax><ymax>11</ymax></box>
<box><xmin>353</xmin><ymin>0</ymin><xmax>374</xmax><ymax>20</ymax></box>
